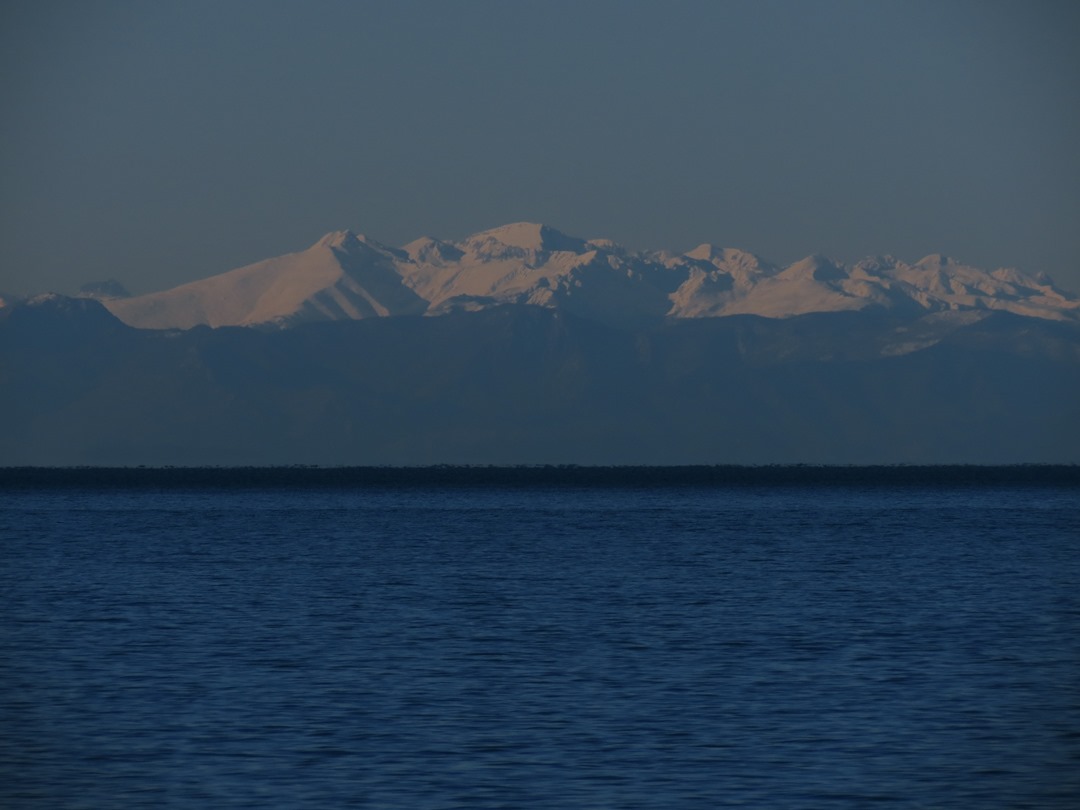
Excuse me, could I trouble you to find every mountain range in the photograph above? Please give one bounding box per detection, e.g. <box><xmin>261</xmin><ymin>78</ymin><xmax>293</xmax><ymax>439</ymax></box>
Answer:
<box><xmin>2</xmin><ymin>223</ymin><xmax>1078</xmax><ymax>465</ymax></box>
<box><xmin>91</xmin><ymin>223</ymin><xmax>1080</xmax><ymax>329</ymax></box>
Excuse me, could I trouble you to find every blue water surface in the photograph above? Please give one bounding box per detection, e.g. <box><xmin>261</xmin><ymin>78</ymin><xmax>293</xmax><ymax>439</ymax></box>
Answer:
<box><xmin>2</xmin><ymin>473</ymin><xmax>1078</xmax><ymax>808</ymax></box>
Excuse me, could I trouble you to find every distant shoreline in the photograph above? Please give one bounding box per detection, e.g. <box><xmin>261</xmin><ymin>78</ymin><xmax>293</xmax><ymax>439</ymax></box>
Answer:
<box><xmin>2</xmin><ymin>464</ymin><xmax>1077</xmax><ymax>490</ymax></box>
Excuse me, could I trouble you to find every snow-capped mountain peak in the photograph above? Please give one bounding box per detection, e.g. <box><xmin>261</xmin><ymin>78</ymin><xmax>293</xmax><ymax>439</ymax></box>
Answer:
<box><xmin>97</xmin><ymin>224</ymin><xmax>1080</xmax><ymax>329</ymax></box>
<box><xmin>314</xmin><ymin>229</ymin><xmax>360</xmax><ymax>250</ymax></box>
<box><xmin>915</xmin><ymin>253</ymin><xmax>959</xmax><ymax>268</ymax></box>
<box><xmin>779</xmin><ymin>254</ymin><xmax>848</xmax><ymax>282</ymax></box>
<box><xmin>403</xmin><ymin>236</ymin><xmax>465</xmax><ymax>265</ymax></box>
<box><xmin>461</xmin><ymin>222</ymin><xmax>589</xmax><ymax>256</ymax></box>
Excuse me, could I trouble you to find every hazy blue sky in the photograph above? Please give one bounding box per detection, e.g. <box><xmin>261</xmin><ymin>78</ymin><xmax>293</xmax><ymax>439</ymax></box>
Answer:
<box><xmin>2</xmin><ymin>0</ymin><xmax>1078</xmax><ymax>295</ymax></box>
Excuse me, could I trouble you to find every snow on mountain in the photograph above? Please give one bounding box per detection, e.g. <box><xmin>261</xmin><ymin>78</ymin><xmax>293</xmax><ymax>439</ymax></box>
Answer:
<box><xmin>105</xmin><ymin>230</ymin><xmax>427</xmax><ymax>329</ymax></box>
<box><xmin>77</xmin><ymin>279</ymin><xmax>131</xmax><ymax>301</ymax></box>
<box><xmin>460</xmin><ymin>222</ymin><xmax>589</xmax><ymax>255</ymax></box>
<box><xmin>100</xmin><ymin>223</ymin><xmax>1080</xmax><ymax>329</ymax></box>
<box><xmin>400</xmin><ymin>222</ymin><xmax>675</xmax><ymax>323</ymax></box>
<box><xmin>402</xmin><ymin>236</ymin><xmax>465</xmax><ymax>266</ymax></box>
<box><xmin>671</xmin><ymin>251</ymin><xmax>1080</xmax><ymax>321</ymax></box>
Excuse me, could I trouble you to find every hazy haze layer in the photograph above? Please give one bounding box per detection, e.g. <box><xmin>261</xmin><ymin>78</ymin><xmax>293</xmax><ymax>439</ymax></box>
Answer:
<box><xmin>3</xmin><ymin>292</ymin><xmax>1078</xmax><ymax>465</ymax></box>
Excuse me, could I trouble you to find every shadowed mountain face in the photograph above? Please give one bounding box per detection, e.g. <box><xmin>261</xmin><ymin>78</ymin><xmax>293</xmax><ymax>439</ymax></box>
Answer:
<box><xmin>100</xmin><ymin>224</ymin><xmax>1080</xmax><ymax>329</ymax></box>
<box><xmin>2</xmin><ymin>296</ymin><xmax>1077</xmax><ymax>465</ymax></box>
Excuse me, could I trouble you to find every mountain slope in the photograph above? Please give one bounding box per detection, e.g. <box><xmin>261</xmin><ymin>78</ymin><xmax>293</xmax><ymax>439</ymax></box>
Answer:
<box><xmin>98</xmin><ymin>223</ymin><xmax>1080</xmax><ymax>329</ymax></box>
<box><xmin>106</xmin><ymin>231</ymin><xmax>427</xmax><ymax>329</ymax></box>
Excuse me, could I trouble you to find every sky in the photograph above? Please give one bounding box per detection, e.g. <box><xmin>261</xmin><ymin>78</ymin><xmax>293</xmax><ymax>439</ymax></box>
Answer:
<box><xmin>2</xmin><ymin>0</ymin><xmax>1079</xmax><ymax>297</ymax></box>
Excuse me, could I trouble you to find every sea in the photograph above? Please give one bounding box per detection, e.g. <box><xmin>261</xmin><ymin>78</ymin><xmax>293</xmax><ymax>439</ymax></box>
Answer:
<box><xmin>1</xmin><ymin>466</ymin><xmax>1078</xmax><ymax>809</ymax></box>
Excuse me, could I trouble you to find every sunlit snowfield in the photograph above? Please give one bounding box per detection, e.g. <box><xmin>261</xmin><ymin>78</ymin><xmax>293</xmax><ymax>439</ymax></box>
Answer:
<box><xmin>2</xmin><ymin>469</ymin><xmax>1078</xmax><ymax>808</ymax></box>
